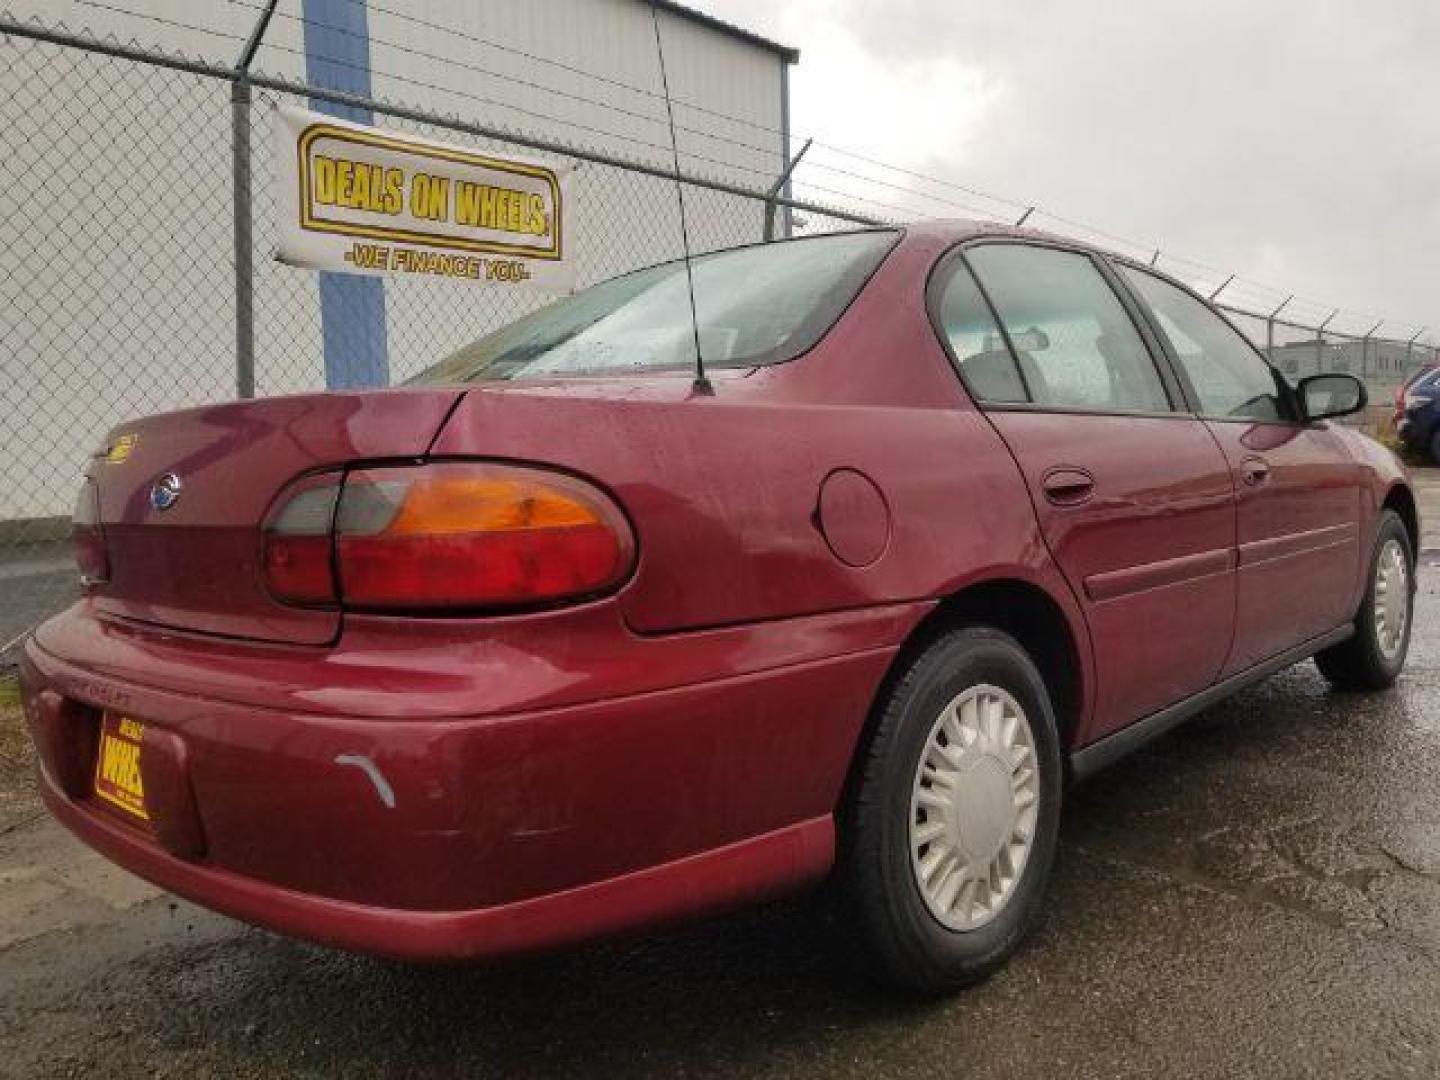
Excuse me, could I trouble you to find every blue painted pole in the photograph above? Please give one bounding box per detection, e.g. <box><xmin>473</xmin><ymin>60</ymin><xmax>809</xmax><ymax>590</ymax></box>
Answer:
<box><xmin>302</xmin><ymin>0</ymin><xmax>389</xmax><ymax>389</ymax></box>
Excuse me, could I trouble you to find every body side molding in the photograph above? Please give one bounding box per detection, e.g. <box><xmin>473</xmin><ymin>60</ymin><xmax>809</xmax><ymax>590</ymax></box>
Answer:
<box><xmin>1068</xmin><ymin>623</ymin><xmax>1354</xmax><ymax>780</ymax></box>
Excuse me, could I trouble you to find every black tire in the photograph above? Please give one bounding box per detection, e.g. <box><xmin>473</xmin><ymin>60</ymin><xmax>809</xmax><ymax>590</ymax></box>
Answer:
<box><xmin>1315</xmin><ymin>509</ymin><xmax>1414</xmax><ymax>690</ymax></box>
<box><xmin>1431</xmin><ymin>430</ymin><xmax>1440</xmax><ymax>467</ymax></box>
<box><xmin>843</xmin><ymin>626</ymin><xmax>1063</xmax><ymax>994</ymax></box>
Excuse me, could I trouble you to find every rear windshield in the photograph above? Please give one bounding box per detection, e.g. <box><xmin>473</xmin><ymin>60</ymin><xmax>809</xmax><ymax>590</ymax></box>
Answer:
<box><xmin>407</xmin><ymin>230</ymin><xmax>899</xmax><ymax>383</ymax></box>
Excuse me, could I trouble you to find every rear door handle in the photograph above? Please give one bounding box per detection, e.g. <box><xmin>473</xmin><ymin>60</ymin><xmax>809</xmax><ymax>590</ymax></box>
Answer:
<box><xmin>1240</xmin><ymin>458</ymin><xmax>1271</xmax><ymax>487</ymax></box>
<box><xmin>1041</xmin><ymin>468</ymin><xmax>1096</xmax><ymax>506</ymax></box>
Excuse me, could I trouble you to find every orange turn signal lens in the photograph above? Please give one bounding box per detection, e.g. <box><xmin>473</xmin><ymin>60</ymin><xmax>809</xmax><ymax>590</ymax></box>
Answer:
<box><xmin>384</xmin><ymin>476</ymin><xmax>604</xmax><ymax>535</ymax></box>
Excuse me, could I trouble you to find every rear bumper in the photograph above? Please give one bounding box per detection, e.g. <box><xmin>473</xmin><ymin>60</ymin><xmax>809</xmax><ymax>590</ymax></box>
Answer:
<box><xmin>36</xmin><ymin>769</ymin><xmax>832</xmax><ymax>961</ymax></box>
<box><xmin>19</xmin><ymin>602</ymin><xmax>917</xmax><ymax>959</ymax></box>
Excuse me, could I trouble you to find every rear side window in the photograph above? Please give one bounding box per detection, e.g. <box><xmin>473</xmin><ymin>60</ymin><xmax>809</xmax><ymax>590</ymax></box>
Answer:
<box><xmin>408</xmin><ymin>230</ymin><xmax>898</xmax><ymax>383</ymax></box>
<box><xmin>966</xmin><ymin>245</ymin><xmax>1171</xmax><ymax>413</ymax></box>
<box><xmin>1119</xmin><ymin>265</ymin><xmax>1291</xmax><ymax>421</ymax></box>
<box><xmin>933</xmin><ymin>260</ymin><xmax>1027</xmax><ymax>402</ymax></box>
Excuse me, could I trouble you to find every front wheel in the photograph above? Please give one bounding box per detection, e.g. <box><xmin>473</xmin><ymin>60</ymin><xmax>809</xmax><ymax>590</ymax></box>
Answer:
<box><xmin>843</xmin><ymin>626</ymin><xmax>1063</xmax><ymax>994</ymax></box>
<box><xmin>1315</xmin><ymin>508</ymin><xmax>1414</xmax><ymax>690</ymax></box>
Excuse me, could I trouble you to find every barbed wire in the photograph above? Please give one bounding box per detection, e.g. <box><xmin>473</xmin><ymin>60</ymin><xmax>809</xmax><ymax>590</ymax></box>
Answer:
<box><xmin>0</xmin><ymin>3</ymin><xmax>1435</xmax><ymax>664</ymax></box>
<box><xmin>208</xmin><ymin>0</ymin><xmax>1018</xmax><ymax>225</ymax></box>
<box><xmin>69</xmin><ymin>0</ymin><xmax>248</xmax><ymax>45</ymax></box>
<box><xmin>17</xmin><ymin>0</ymin><xmax>1440</xmax><ymax>343</ymax></box>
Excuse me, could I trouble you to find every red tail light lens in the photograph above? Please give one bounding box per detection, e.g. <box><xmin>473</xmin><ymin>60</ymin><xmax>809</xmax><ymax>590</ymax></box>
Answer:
<box><xmin>72</xmin><ymin>477</ymin><xmax>108</xmax><ymax>586</ymax></box>
<box><xmin>261</xmin><ymin>463</ymin><xmax>634</xmax><ymax>611</ymax></box>
<box><xmin>262</xmin><ymin>477</ymin><xmax>340</xmax><ymax>606</ymax></box>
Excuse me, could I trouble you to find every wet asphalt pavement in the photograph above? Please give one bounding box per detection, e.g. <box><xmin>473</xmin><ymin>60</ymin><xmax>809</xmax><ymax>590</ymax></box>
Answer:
<box><xmin>0</xmin><ymin>541</ymin><xmax>74</xmax><ymax>664</ymax></box>
<box><xmin>3</xmin><ymin>575</ymin><xmax>1440</xmax><ymax>1078</ymax></box>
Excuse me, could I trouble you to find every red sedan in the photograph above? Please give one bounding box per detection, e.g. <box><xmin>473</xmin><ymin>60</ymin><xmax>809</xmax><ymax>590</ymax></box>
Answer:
<box><xmin>20</xmin><ymin>223</ymin><xmax>1417</xmax><ymax>992</ymax></box>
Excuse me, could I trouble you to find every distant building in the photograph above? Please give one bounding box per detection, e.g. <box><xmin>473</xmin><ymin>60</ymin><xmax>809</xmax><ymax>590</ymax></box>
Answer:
<box><xmin>3</xmin><ymin>0</ymin><xmax>798</xmax><ymax>521</ymax></box>
<box><xmin>1266</xmin><ymin>337</ymin><xmax>1424</xmax><ymax>386</ymax></box>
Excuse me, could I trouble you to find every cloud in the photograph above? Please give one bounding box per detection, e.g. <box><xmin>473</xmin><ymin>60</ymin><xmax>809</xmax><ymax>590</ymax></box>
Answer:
<box><xmin>707</xmin><ymin>0</ymin><xmax>1440</xmax><ymax>335</ymax></box>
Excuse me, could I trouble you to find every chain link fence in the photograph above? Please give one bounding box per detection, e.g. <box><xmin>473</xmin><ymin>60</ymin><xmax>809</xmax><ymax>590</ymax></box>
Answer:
<box><xmin>2</xmin><ymin>27</ymin><xmax>232</xmax><ymax>656</ymax></box>
<box><xmin>2</xmin><ymin>6</ymin><xmax>1437</xmax><ymax>663</ymax></box>
<box><xmin>0</xmin><ymin>9</ymin><xmax>870</xmax><ymax>658</ymax></box>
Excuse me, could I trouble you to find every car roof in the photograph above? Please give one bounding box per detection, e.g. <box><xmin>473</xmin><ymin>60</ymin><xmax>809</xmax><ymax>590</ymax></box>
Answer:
<box><xmin>901</xmin><ymin>218</ymin><xmax>1146</xmax><ymax>265</ymax></box>
<box><xmin>898</xmin><ymin>218</ymin><xmax>1204</xmax><ymax>295</ymax></box>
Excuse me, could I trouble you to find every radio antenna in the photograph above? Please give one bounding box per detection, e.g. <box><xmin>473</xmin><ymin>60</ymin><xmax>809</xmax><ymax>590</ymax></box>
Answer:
<box><xmin>648</xmin><ymin>0</ymin><xmax>712</xmax><ymax>395</ymax></box>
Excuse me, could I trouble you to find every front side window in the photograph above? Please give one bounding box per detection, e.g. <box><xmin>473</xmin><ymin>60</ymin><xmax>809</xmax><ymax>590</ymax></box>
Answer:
<box><xmin>965</xmin><ymin>244</ymin><xmax>1171</xmax><ymax>413</ymax></box>
<box><xmin>1119</xmin><ymin>265</ymin><xmax>1292</xmax><ymax>421</ymax></box>
<box><xmin>407</xmin><ymin>230</ymin><xmax>898</xmax><ymax>384</ymax></box>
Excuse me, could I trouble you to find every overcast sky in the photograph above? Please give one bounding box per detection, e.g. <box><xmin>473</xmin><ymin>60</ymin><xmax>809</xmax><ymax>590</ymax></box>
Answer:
<box><xmin>707</xmin><ymin>0</ymin><xmax>1439</xmax><ymax>338</ymax></box>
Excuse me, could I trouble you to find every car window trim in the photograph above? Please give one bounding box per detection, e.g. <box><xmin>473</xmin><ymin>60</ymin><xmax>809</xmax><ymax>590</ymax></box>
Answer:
<box><xmin>1106</xmin><ymin>256</ymin><xmax>1304</xmax><ymax>425</ymax></box>
<box><xmin>981</xmin><ymin>402</ymin><xmax>1203</xmax><ymax>422</ymax></box>
<box><xmin>926</xmin><ymin>235</ymin><xmax>1188</xmax><ymax>418</ymax></box>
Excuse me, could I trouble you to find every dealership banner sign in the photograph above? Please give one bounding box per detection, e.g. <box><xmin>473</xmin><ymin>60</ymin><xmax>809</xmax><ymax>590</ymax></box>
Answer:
<box><xmin>275</xmin><ymin>106</ymin><xmax>575</xmax><ymax>291</ymax></box>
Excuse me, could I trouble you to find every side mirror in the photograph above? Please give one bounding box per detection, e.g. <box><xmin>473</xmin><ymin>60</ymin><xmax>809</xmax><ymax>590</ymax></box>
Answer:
<box><xmin>1299</xmin><ymin>373</ymin><xmax>1367</xmax><ymax>421</ymax></box>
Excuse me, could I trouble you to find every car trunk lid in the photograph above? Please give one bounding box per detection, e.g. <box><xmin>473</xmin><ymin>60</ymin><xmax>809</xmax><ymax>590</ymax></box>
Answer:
<box><xmin>88</xmin><ymin>388</ymin><xmax>463</xmax><ymax>644</ymax></box>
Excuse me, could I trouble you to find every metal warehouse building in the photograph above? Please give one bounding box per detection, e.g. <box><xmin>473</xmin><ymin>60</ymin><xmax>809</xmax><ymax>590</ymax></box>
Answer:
<box><xmin>1</xmin><ymin>0</ymin><xmax>799</xmax><ymax>526</ymax></box>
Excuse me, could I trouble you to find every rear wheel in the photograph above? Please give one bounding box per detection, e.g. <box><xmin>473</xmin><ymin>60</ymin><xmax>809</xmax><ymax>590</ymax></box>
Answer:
<box><xmin>1315</xmin><ymin>509</ymin><xmax>1414</xmax><ymax>690</ymax></box>
<box><xmin>844</xmin><ymin>626</ymin><xmax>1062</xmax><ymax>994</ymax></box>
<box><xmin>1430</xmin><ymin>430</ymin><xmax>1440</xmax><ymax>467</ymax></box>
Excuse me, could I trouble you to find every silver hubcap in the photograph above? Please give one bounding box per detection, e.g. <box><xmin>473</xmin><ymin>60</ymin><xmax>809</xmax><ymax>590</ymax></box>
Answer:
<box><xmin>909</xmin><ymin>684</ymin><xmax>1040</xmax><ymax>932</ymax></box>
<box><xmin>1374</xmin><ymin>538</ymin><xmax>1410</xmax><ymax>661</ymax></box>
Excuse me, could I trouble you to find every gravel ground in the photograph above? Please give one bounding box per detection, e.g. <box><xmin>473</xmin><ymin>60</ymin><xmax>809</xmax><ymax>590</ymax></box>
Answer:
<box><xmin>2</xmin><ymin>562</ymin><xmax>1440</xmax><ymax>1078</ymax></box>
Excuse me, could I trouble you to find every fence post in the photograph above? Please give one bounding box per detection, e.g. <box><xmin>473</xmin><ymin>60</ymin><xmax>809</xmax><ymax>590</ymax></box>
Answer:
<box><xmin>763</xmin><ymin>137</ymin><xmax>812</xmax><ymax>242</ymax></box>
<box><xmin>1362</xmin><ymin>320</ymin><xmax>1382</xmax><ymax>384</ymax></box>
<box><xmin>231</xmin><ymin>0</ymin><xmax>279</xmax><ymax>400</ymax></box>
<box><xmin>1316</xmin><ymin>309</ymin><xmax>1338</xmax><ymax>375</ymax></box>
<box><xmin>1407</xmin><ymin>328</ymin><xmax>1427</xmax><ymax>377</ymax></box>
<box><xmin>231</xmin><ymin>82</ymin><xmax>255</xmax><ymax>400</ymax></box>
<box><xmin>1266</xmin><ymin>296</ymin><xmax>1291</xmax><ymax>364</ymax></box>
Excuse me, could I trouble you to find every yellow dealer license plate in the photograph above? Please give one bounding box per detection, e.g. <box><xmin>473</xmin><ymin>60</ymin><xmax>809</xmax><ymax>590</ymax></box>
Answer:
<box><xmin>94</xmin><ymin>712</ymin><xmax>148</xmax><ymax>821</ymax></box>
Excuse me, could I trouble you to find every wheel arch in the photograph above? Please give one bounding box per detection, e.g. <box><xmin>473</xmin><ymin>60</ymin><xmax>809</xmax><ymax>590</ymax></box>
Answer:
<box><xmin>1382</xmin><ymin>482</ymin><xmax>1420</xmax><ymax>560</ymax></box>
<box><xmin>838</xmin><ymin>576</ymin><xmax>1087</xmax><ymax>827</ymax></box>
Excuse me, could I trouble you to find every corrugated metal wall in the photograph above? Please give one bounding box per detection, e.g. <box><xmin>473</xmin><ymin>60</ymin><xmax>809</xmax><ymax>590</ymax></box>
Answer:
<box><xmin>1</xmin><ymin>0</ymin><xmax>788</xmax><ymax>519</ymax></box>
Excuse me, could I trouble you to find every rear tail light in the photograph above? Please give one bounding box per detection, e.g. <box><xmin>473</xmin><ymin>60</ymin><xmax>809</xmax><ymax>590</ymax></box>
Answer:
<box><xmin>262</xmin><ymin>475</ymin><xmax>340</xmax><ymax>605</ymax></box>
<box><xmin>263</xmin><ymin>463</ymin><xmax>634</xmax><ymax>611</ymax></box>
<box><xmin>72</xmin><ymin>477</ymin><xmax>108</xmax><ymax>585</ymax></box>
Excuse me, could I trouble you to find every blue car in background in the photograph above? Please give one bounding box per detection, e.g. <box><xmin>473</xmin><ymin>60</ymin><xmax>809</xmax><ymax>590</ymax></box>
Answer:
<box><xmin>1394</xmin><ymin>365</ymin><xmax>1440</xmax><ymax>463</ymax></box>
